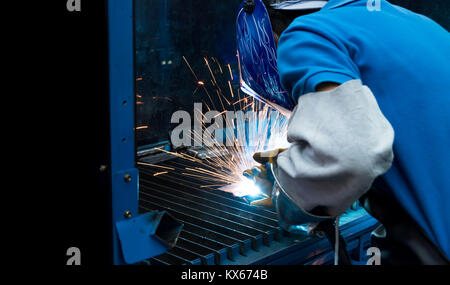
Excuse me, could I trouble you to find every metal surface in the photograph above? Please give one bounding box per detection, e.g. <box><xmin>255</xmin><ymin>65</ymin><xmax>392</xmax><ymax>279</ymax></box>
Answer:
<box><xmin>138</xmin><ymin>155</ymin><xmax>379</xmax><ymax>265</ymax></box>
<box><xmin>116</xmin><ymin>210</ymin><xmax>183</xmax><ymax>264</ymax></box>
<box><xmin>108</xmin><ymin>0</ymin><xmax>138</xmax><ymax>265</ymax></box>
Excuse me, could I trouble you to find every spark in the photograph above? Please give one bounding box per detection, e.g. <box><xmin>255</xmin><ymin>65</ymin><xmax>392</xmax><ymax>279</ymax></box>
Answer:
<box><xmin>212</xmin><ymin>57</ymin><xmax>223</xmax><ymax>74</ymax></box>
<box><xmin>228</xmin><ymin>81</ymin><xmax>234</xmax><ymax>98</ymax></box>
<box><xmin>135</xmin><ymin>125</ymin><xmax>149</xmax><ymax>130</ymax></box>
<box><xmin>232</xmin><ymin>96</ymin><xmax>250</xmax><ymax>105</ymax></box>
<box><xmin>204</xmin><ymin>57</ymin><xmax>218</xmax><ymax>86</ymax></box>
<box><xmin>227</xmin><ymin>64</ymin><xmax>233</xmax><ymax>80</ymax></box>
<box><xmin>213</xmin><ymin>110</ymin><xmax>227</xmax><ymax>118</ymax></box>
<box><xmin>137</xmin><ymin>162</ymin><xmax>175</xmax><ymax>170</ymax></box>
<box><xmin>183</xmin><ymin>55</ymin><xmax>199</xmax><ymax>81</ymax></box>
<box><xmin>142</xmin><ymin>56</ymin><xmax>290</xmax><ymax>198</ymax></box>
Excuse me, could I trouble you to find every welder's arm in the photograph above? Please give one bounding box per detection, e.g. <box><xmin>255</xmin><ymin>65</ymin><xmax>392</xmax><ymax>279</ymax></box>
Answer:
<box><xmin>274</xmin><ymin>79</ymin><xmax>394</xmax><ymax>218</ymax></box>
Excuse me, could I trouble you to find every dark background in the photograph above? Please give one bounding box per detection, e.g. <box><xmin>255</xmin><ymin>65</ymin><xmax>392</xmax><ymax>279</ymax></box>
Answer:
<box><xmin>134</xmin><ymin>0</ymin><xmax>242</xmax><ymax>147</ymax></box>
<box><xmin>43</xmin><ymin>0</ymin><xmax>111</xmax><ymax>267</ymax></box>
<box><xmin>134</xmin><ymin>0</ymin><xmax>450</xmax><ymax>148</ymax></box>
<box><xmin>390</xmin><ymin>0</ymin><xmax>449</xmax><ymax>30</ymax></box>
<box><xmin>47</xmin><ymin>0</ymin><xmax>449</xmax><ymax>268</ymax></box>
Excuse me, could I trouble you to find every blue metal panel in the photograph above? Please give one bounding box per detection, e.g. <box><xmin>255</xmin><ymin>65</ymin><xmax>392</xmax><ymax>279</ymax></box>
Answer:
<box><xmin>116</xmin><ymin>212</ymin><xmax>168</xmax><ymax>264</ymax></box>
<box><xmin>116</xmin><ymin>211</ymin><xmax>184</xmax><ymax>264</ymax></box>
<box><xmin>108</xmin><ymin>0</ymin><xmax>138</xmax><ymax>265</ymax></box>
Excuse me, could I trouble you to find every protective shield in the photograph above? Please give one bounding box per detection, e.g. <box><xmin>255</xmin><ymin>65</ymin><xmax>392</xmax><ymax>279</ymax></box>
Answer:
<box><xmin>236</xmin><ymin>0</ymin><xmax>295</xmax><ymax>115</ymax></box>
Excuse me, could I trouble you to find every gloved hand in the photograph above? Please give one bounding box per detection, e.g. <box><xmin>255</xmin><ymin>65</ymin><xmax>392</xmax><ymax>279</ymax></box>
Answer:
<box><xmin>243</xmin><ymin>148</ymin><xmax>287</xmax><ymax>207</ymax></box>
<box><xmin>246</xmin><ymin>148</ymin><xmax>329</xmax><ymax>238</ymax></box>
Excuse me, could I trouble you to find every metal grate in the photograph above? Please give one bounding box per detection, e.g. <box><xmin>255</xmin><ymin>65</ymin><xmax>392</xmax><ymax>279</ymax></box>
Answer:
<box><xmin>138</xmin><ymin>155</ymin><xmax>378</xmax><ymax>265</ymax></box>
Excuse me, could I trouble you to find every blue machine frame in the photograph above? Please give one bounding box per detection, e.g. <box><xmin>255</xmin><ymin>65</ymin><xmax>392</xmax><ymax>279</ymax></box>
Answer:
<box><xmin>108</xmin><ymin>0</ymin><xmax>138</xmax><ymax>265</ymax></box>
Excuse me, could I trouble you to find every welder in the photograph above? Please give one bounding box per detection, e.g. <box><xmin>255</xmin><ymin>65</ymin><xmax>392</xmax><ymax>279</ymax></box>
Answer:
<box><xmin>238</xmin><ymin>0</ymin><xmax>450</xmax><ymax>264</ymax></box>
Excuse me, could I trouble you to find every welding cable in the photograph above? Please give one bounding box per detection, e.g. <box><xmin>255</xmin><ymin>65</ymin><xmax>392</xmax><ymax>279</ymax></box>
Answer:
<box><xmin>334</xmin><ymin>216</ymin><xmax>340</xmax><ymax>265</ymax></box>
<box><xmin>319</xmin><ymin>218</ymin><xmax>351</xmax><ymax>265</ymax></box>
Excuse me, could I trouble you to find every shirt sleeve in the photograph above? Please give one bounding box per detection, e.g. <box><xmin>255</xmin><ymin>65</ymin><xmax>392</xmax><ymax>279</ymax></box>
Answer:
<box><xmin>277</xmin><ymin>16</ymin><xmax>361</xmax><ymax>102</ymax></box>
<box><xmin>274</xmin><ymin>80</ymin><xmax>394</xmax><ymax>218</ymax></box>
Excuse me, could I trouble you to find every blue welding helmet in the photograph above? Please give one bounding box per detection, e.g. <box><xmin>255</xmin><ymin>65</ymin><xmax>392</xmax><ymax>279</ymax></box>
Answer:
<box><xmin>236</xmin><ymin>0</ymin><xmax>327</xmax><ymax>114</ymax></box>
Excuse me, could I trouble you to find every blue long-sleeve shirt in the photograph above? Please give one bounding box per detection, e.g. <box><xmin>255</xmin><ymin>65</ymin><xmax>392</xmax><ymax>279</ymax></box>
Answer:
<box><xmin>277</xmin><ymin>0</ymin><xmax>450</xmax><ymax>258</ymax></box>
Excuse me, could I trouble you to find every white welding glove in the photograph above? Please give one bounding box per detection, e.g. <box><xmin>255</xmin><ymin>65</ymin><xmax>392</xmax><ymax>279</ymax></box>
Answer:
<box><xmin>274</xmin><ymin>79</ymin><xmax>394</xmax><ymax>219</ymax></box>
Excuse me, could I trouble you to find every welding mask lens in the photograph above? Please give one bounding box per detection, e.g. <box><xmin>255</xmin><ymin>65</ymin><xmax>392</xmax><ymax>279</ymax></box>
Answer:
<box><xmin>236</xmin><ymin>0</ymin><xmax>295</xmax><ymax>114</ymax></box>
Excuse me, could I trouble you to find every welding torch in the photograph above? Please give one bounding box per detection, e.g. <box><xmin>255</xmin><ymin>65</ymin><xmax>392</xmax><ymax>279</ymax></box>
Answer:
<box><xmin>243</xmin><ymin>148</ymin><xmax>287</xmax><ymax>207</ymax></box>
<box><xmin>244</xmin><ymin>148</ymin><xmax>353</xmax><ymax>265</ymax></box>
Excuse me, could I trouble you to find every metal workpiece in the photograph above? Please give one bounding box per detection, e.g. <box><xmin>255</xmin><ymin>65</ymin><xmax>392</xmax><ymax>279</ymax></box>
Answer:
<box><xmin>154</xmin><ymin>211</ymin><xmax>184</xmax><ymax>248</ymax></box>
<box><xmin>115</xmin><ymin>210</ymin><xmax>183</xmax><ymax>264</ymax></box>
<box><xmin>137</xmin><ymin>157</ymin><xmax>379</xmax><ymax>265</ymax></box>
